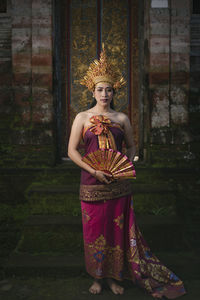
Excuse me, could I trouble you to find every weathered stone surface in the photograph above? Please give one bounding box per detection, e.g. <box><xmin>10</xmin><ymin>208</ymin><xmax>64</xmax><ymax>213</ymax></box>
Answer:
<box><xmin>171</xmin><ymin>71</ymin><xmax>189</xmax><ymax>85</ymax></box>
<box><xmin>0</xmin><ymin>93</ymin><xmax>11</xmax><ymax>107</ymax></box>
<box><xmin>32</xmin><ymin>0</ymin><xmax>52</xmax><ymax>16</ymax></box>
<box><xmin>171</xmin><ymin>104</ymin><xmax>188</xmax><ymax>125</ymax></box>
<box><xmin>150</xmin><ymin>36</ymin><xmax>169</xmax><ymax>53</ymax></box>
<box><xmin>11</xmin><ymin>0</ymin><xmax>32</xmax><ymax>16</ymax></box>
<box><xmin>12</xmin><ymin>16</ymin><xmax>32</xmax><ymax>28</ymax></box>
<box><xmin>149</xmin><ymin>72</ymin><xmax>169</xmax><ymax>85</ymax></box>
<box><xmin>32</xmin><ymin>16</ymin><xmax>51</xmax><ymax>27</ymax></box>
<box><xmin>171</xmin><ymin>36</ymin><xmax>190</xmax><ymax>53</ymax></box>
<box><xmin>32</xmin><ymin>35</ymin><xmax>52</xmax><ymax>51</ymax></box>
<box><xmin>171</xmin><ymin>23</ymin><xmax>190</xmax><ymax>36</ymax></box>
<box><xmin>170</xmin><ymin>86</ymin><xmax>187</xmax><ymax>104</ymax></box>
<box><xmin>151</xmin><ymin>87</ymin><xmax>170</xmax><ymax>128</ymax></box>
<box><xmin>150</xmin><ymin>53</ymin><xmax>169</xmax><ymax>69</ymax></box>
<box><xmin>151</xmin><ymin>128</ymin><xmax>172</xmax><ymax>144</ymax></box>
<box><xmin>150</xmin><ymin>8</ymin><xmax>170</xmax><ymax>20</ymax></box>
<box><xmin>171</xmin><ymin>53</ymin><xmax>190</xmax><ymax>71</ymax></box>
<box><xmin>12</xmin><ymin>29</ymin><xmax>31</xmax><ymax>53</ymax></box>
<box><xmin>9</xmin><ymin>0</ymin><xmax>53</xmax><ymax>149</ymax></box>
<box><xmin>32</xmin><ymin>54</ymin><xmax>52</xmax><ymax>66</ymax></box>
<box><xmin>14</xmin><ymin>86</ymin><xmax>31</xmax><ymax>106</ymax></box>
<box><xmin>171</xmin><ymin>0</ymin><xmax>190</xmax><ymax>10</ymax></box>
<box><xmin>150</xmin><ymin>23</ymin><xmax>169</xmax><ymax>35</ymax></box>
<box><xmin>32</xmin><ymin>73</ymin><xmax>52</xmax><ymax>89</ymax></box>
<box><xmin>0</xmin><ymin>72</ymin><xmax>11</xmax><ymax>86</ymax></box>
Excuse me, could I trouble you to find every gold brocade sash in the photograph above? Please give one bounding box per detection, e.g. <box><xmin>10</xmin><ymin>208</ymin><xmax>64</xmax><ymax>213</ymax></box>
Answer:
<box><xmin>84</xmin><ymin>115</ymin><xmax>119</xmax><ymax>150</ymax></box>
<box><xmin>80</xmin><ymin>180</ymin><xmax>132</xmax><ymax>202</ymax></box>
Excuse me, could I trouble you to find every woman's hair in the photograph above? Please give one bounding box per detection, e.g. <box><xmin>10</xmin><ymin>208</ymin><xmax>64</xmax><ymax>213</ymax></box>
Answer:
<box><xmin>90</xmin><ymin>86</ymin><xmax>115</xmax><ymax>109</ymax></box>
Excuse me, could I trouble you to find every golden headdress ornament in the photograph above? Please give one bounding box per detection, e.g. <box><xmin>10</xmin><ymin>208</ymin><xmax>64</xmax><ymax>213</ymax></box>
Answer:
<box><xmin>80</xmin><ymin>44</ymin><xmax>126</xmax><ymax>91</ymax></box>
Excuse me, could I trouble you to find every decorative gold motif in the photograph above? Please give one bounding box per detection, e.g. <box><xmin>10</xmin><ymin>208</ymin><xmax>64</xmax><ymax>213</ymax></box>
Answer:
<box><xmin>83</xmin><ymin>115</ymin><xmax>124</xmax><ymax>151</ymax></box>
<box><xmin>84</xmin><ymin>234</ymin><xmax>124</xmax><ymax>279</ymax></box>
<box><xmin>89</xmin><ymin>115</ymin><xmax>117</xmax><ymax>150</ymax></box>
<box><xmin>82</xmin><ymin>148</ymin><xmax>136</xmax><ymax>179</ymax></box>
<box><xmin>114</xmin><ymin>213</ymin><xmax>124</xmax><ymax>229</ymax></box>
<box><xmin>80</xmin><ymin>180</ymin><xmax>132</xmax><ymax>202</ymax></box>
<box><xmin>82</xmin><ymin>208</ymin><xmax>90</xmax><ymax>224</ymax></box>
<box><xmin>70</xmin><ymin>0</ymin><xmax>97</xmax><ymax>114</ymax></box>
<box><xmin>80</xmin><ymin>44</ymin><xmax>126</xmax><ymax>91</ymax></box>
<box><xmin>102</xmin><ymin>0</ymin><xmax>128</xmax><ymax>114</ymax></box>
<box><xmin>127</xmin><ymin>224</ymin><xmax>140</xmax><ymax>264</ymax></box>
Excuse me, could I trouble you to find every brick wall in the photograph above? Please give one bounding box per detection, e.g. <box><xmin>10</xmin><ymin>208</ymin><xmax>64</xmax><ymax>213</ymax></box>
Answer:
<box><xmin>0</xmin><ymin>0</ymin><xmax>12</xmax><ymax>143</ymax></box>
<box><xmin>0</xmin><ymin>0</ymin><xmax>54</xmax><ymax>167</ymax></box>
<box><xmin>189</xmin><ymin>13</ymin><xmax>200</xmax><ymax>158</ymax></box>
<box><xmin>146</xmin><ymin>0</ymin><xmax>194</xmax><ymax>166</ymax></box>
<box><xmin>12</xmin><ymin>0</ymin><xmax>53</xmax><ymax>144</ymax></box>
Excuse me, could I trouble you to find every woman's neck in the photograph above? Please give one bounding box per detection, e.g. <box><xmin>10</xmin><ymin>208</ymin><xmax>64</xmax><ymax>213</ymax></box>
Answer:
<box><xmin>90</xmin><ymin>104</ymin><xmax>112</xmax><ymax>115</ymax></box>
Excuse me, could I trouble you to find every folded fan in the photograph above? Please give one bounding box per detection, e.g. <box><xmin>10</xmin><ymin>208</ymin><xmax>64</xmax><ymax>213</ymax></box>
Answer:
<box><xmin>82</xmin><ymin>148</ymin><xmax>136</xmax><ymax>179</ymax></box>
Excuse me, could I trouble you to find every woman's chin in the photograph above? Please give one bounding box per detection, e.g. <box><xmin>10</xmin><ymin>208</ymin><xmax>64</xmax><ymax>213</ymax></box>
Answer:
<box><xmin>99</xmin><ymin>101</ymin><xmax>110</xmax><ymax>106</ymax></box>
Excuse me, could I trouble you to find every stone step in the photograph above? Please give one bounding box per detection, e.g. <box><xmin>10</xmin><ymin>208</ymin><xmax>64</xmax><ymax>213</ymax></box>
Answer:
<box><xmin>27</xmin><ymin>183</ymin><xmax>175</xmax><ymax>194</ymax></box>
<box><xmin>27</xmin><ymin>182</ymin><xmax>177</xmax><ymax>216</ymax></box>
<box><xmin>3</xmin><ymin>251</ymin><xmax>200</xmax><ymax>279</ymax></box>
<box><xmin>27</xmin><ymin>188</ymin><xmax>81</xmax><ymax>216</ymax></box>
<box><xmin>15</xmin><ymin>215</ymin><xmax>83</xmax><ymax>254</ymax></box>
<box><xmin>15</xmin><ymin>215</ymin><xmax>187</xmax><ymax>254</ymax></box>
<box><xmin>4</xmin><ymin>253</ymin><xmax>85</xmax><ymax>278</ymax></box>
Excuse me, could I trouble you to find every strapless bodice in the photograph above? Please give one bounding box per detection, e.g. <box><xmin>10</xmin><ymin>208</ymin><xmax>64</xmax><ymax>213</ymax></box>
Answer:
<box><xmin>81</xmin><ymin>115</ymin><xmax>125</xmax><ymax>185</ymax></box>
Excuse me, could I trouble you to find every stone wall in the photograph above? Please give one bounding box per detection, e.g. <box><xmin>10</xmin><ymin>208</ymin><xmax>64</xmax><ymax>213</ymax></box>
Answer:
<box><xmin>0</xmin><ymin>1</ymin><xmax>12</xmax><ymax>145</ymax></box>
<box><xmin>189</xmin><ymin>12</ymin><xmax>200</xmax><ymax>159</ymax></box>
<box><xmin>0</xmin><ymin>0</ymin><xmax>55</xmax><ymax>167</ymax></box>
<box><xmin>145</xmin><ymin>0</ymin><xmax>196</xmax><ymax>166</ymax></box>
<box><xmin>0</xmin><ymin>0</ymin><xmax>199</xmax><ymax>167</ymax></box>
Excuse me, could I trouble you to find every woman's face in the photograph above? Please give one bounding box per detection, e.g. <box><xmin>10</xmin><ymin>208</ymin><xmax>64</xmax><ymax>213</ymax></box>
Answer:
<box><xmin>93</xmin><ymin>82</ymin><xmax>114</xmax><ymax>107</ymax></box>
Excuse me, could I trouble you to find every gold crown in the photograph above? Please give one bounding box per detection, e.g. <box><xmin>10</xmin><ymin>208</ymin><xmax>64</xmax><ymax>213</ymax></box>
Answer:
<box><xmin>80</xmin><ymin>44</ymin><xmax>126</xmax><ymax>91</ymax></box>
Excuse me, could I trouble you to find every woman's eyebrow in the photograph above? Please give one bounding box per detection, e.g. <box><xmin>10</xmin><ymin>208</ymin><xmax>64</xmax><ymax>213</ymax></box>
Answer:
<box><xmin>97</xmin><ymin>87</ymin><xmax>111</xmax><ymax>89</ymax></box>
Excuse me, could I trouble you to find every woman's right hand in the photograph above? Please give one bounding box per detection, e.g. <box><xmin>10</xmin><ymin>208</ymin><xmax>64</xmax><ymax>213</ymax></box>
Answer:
<box><xmin>93</xmin><ymin>170</ymin><xmax>113</xmax><ymax>184</ymax></box>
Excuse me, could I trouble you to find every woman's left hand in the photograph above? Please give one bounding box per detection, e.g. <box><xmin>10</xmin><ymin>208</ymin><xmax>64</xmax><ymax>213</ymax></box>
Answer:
<box><xmin>93</xmin><ymin>170</ymin><xmax>113</xmax><ymax>184</ymax></box>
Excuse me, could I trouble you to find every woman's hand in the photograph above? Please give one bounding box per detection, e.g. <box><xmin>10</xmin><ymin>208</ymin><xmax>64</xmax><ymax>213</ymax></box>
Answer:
<box><xmin>93</xmin><ymin>170</ymin><xmax>113</xmax><ymax>184</ymax></box>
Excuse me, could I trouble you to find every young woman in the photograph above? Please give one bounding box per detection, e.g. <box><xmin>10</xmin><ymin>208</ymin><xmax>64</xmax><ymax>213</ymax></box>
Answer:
<box><xmin>68</xmin><ymin>47</ymin><xmax>186</xmax><ymax>298</ymax></box>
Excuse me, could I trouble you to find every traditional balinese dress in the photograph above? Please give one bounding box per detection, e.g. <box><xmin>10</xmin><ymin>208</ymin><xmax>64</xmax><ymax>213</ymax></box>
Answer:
<box><xmin>80</xmin><ymin>115</ymin><xmax>186</xmax><ymax>299</ymax></box>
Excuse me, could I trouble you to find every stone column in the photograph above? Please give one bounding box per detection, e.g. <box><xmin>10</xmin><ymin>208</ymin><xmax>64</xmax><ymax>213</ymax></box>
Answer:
<box><xmin>170</xmin><ymin>0</ymin><xmax>190</xmax><ymax>144</ymax></box>
<box><xmin>11</xmin><ymin>0</ymin><xmax>54</xmax><ymax>166</ymax></box>
<box><xmin>147</xmin><ymin>0</ymin><xmax>191</xmax><ymax>165</ymax></box>
<box><xmin>32</xmin><ymin>0</ymin><xmax>53</xmax><ymax>126</ymax></box>
<box><xmin>11</xmin><ymin>0</ymin><xmax>32</xmax><ymax>133</ymax></box>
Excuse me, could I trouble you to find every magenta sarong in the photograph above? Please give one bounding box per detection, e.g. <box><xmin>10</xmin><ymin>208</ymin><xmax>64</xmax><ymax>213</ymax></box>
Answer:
<box><xmin>80</xmin><ymin>116</ymin><xmax>186</xmax><ymax>299</ymax></box>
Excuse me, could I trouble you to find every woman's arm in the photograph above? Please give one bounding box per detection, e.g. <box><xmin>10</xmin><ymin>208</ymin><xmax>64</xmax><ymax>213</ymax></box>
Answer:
<box><xmin>68</xmin><ymin>113</ymin><xmax>95</xmax><ymax>174</ymax></box>
<box><xmin>122</xmin><ymin>114</ymin><xmax>136</xmax><ymax>161</ymax></box>
<box><xmin>68</xmin><ymin>113</ymin><xmax>112</xmax><ymax>184</ymax></box>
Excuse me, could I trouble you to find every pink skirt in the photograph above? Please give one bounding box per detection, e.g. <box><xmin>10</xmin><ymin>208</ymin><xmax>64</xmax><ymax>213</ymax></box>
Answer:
<box><xmin>81</xmin><ymin>195</ymin><xmax>186</xmax><ymax>299</ymax></box>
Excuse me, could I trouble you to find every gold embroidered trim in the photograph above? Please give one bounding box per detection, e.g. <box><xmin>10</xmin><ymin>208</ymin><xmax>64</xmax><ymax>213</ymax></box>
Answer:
<box><xmin>80</xmin><ymin>180</ymin><xmax>132</xmax><ymax>202</ymax></box>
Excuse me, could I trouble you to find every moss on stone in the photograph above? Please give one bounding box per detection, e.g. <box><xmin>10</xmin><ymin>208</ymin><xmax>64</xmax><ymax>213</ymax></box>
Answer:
<box><xmin>0</xmin><ymin>203</ymin><xmax>29</xmax><ymax>222</ymax></box>
<box><xmin>133</xmin><ymin>193</ymin><xmax>176</xmax><ymax>215</ymax></box>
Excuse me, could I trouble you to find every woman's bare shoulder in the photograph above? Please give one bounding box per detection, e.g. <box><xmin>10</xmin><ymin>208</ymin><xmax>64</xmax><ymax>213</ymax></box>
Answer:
<box><xmin>73</xmin><ymin>110</ymin><xmax>93</xmax><ymax>127</ymax></box>
<box><xmin>74</xmin><ymin>111</ymin><xmax>90</xmax><ymax>120</ymax></box>
<box><xmin>114</xmin><ymin>112</ymin><xmax>130</xmax><ymax>124</ymax></box>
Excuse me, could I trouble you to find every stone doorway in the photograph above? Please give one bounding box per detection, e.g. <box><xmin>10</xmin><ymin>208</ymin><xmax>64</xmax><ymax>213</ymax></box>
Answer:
<box><xmin>53</xmin><ymin>0</ymin><xmax>142</xmax><ymax>160</ymax></box>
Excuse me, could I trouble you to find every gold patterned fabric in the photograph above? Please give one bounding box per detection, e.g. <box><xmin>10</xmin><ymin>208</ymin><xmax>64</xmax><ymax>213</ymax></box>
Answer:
<box><xmin>84</xmin><ymin>115</ymin><xmax>118</xmax><ymax>150</ymax></box>
<box><xmin>84</xmin><ymin>234</ymin><xmax>124</xmax><ymax>279</ymax></box>
<box><xmin>80</xmin><ymin>180</ymin><xmax>132</xmax><ymax>202</ymax></box>
<box><xmin>80</xmin><ymin>116</ymin><xmax>186</xmax><ymax>298</ymax></box>
<box><xmin>81</xmin><ymin>196</ymin><xmax>186</xmax><ymax>298</ymax></box>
